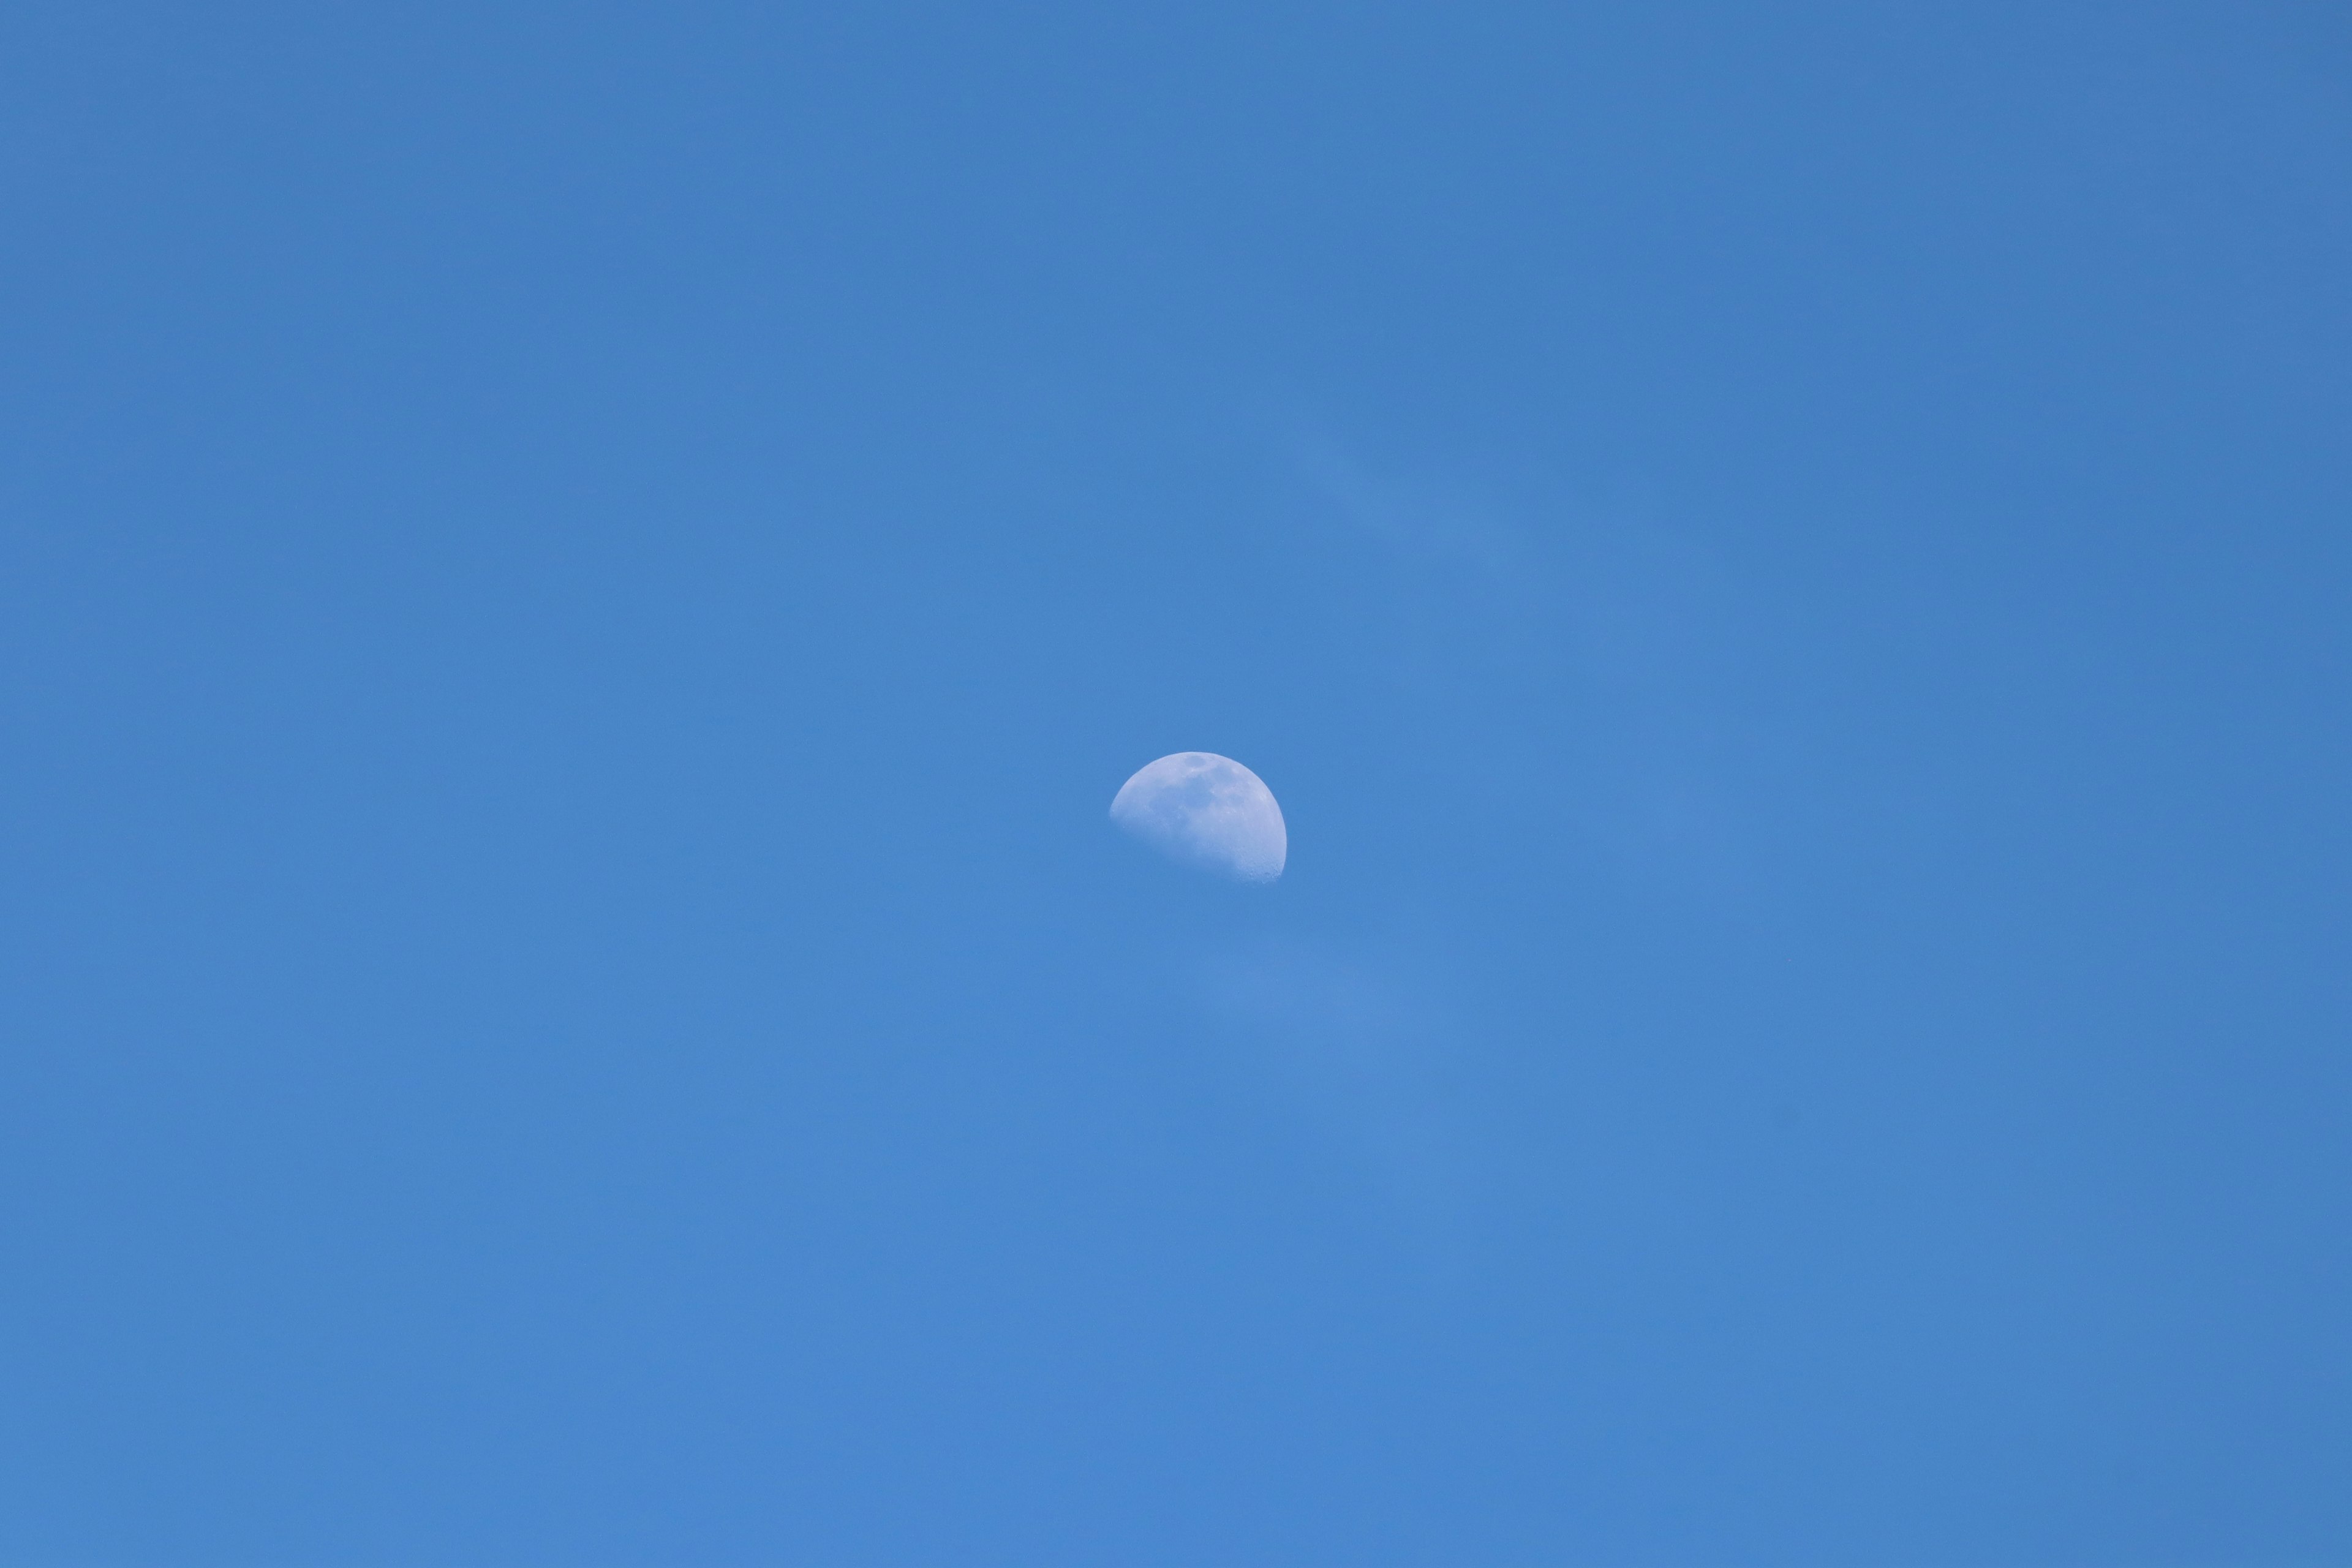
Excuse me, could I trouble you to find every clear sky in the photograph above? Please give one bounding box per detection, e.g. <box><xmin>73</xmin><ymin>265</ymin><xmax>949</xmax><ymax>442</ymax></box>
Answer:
<box><xmin>4</xmin><ymin>4</ymin><xmax>2349</xmax><ymax>1564</ymax></box>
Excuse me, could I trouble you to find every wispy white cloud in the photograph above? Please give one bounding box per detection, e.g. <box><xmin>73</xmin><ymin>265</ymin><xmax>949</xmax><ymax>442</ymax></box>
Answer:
<box><xmin>1195</xmin><ymin>933</ymin><xmax>1481</xmax><ymax>1265</ymax></box>
<box><xmin>1281</xmin><ymin>433</ymin><xmax>1771</xmax><ymax>909</ymax></box>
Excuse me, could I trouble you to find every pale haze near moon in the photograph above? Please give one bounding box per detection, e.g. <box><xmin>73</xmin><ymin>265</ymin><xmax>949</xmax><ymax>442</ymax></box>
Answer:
<box><xmin>1109</xmin><ymin>752</ymin><xmax>1287</xmax><ymax>883</ymax></box>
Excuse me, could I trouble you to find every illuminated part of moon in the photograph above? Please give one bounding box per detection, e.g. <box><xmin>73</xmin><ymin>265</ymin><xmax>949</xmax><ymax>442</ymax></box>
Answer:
<box><xmin>1109</xmin><ymin>752</ymin><xmax>1287</xmax><ymax>883</ymax></box>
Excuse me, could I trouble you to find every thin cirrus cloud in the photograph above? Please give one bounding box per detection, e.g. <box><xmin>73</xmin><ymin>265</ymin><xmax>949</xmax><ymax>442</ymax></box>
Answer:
<box><xmin>1285</xmin><ymin>437</ymin><xmax>1773</xmax><ymax>907</ymax></box>
<box><xmin>1197</xmin><ymin>933</ymin><xmax>1478</xmax><ymax>1252</ymax></box>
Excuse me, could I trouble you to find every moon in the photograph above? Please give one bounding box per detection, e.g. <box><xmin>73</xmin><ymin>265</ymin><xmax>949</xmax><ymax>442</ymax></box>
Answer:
<box><xmin>1109</xmin><ymin>752</ymin><xmax>1287</xmax><ymax>883</ymax></box>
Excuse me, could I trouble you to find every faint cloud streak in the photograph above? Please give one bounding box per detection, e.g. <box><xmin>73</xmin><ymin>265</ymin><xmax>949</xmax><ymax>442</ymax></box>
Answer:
<box><xmin>1195</xmin><ymin>933</ymin><xmax>1480</xmax><ymax>1264</ymax></box>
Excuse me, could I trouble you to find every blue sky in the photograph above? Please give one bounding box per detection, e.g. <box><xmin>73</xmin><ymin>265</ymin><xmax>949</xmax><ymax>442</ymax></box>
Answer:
<box><xmin>3</xmin><ymin>4</ymin><xmax>2349</xmax><ymax>1564</ymax></box>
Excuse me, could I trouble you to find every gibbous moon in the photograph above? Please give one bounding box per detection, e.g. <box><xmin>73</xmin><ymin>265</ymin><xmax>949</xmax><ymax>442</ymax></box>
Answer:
<box><xmin>1109</xmin><ymin>752</ymin><xmax>1287</xmax><ymax>883</ymax></box>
